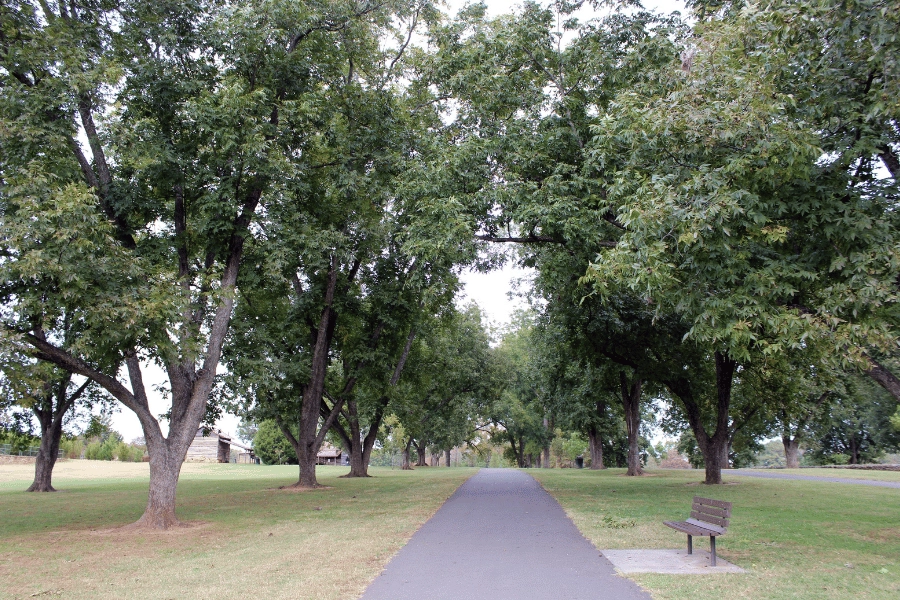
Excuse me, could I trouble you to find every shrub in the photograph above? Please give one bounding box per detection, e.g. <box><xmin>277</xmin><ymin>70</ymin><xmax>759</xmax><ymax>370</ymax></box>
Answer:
<box><xmin>253</xmin><ymin>420</ymin><xmax>297</xmax><ymax>465</ymax></box>
<box><xmin>60</xmin><ymin>438</ymin><xmax>84</xmax><ymax>459</ymax></box>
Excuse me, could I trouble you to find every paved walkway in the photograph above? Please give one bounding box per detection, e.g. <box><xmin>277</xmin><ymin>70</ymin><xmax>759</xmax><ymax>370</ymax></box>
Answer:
<box><xmin>731</xmin><ymin>469</ymin><xmax>900</xmax><ymax>488</ymax></box>
<box><xmin>360</xmin><ymin>469</ymin><xmax>650</xmax><ymax>600</ymax></box>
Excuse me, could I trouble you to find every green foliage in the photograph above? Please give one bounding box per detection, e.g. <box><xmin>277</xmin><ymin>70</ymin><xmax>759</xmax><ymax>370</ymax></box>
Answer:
<box><xmin>252</xmin><ymin>420</ymin><xmax>297</xmax><ymax>466</ymax></box>
<box><xmin>677</xmin><ymin>431</ymin><xmax>705</xmax><ymax>469</ymax></box>
<box><xmin>585</xmin><ymin>0</ymin><xmax>900</xmax><ymax>365</ymax></box>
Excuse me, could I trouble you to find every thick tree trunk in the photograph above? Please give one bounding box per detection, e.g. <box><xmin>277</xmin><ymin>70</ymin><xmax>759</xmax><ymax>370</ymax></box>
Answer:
<box><xmin>702</xmin><ymin>441</ymin><xmax>729</xmax><ymax>485</ymax></box>
<box><xmin>401</xmin><ymin>439</ymin><xmax>413</xmax><ymax>470</ymax></box>
<box><xmin>415</xmin><ymin>443</ymin><xmax>427</xmax><ymax>467</ymax></box>
<box><xmin>849</xmin><ymin>436</ymin><xmax>859</xmax><ymax>464</ymax></box>
<box><xmin>27</xmin><ymin>417</ymin><xmax>63</xmax><ymax>492</ymax></box>
<box><xmin>782</xmin><ymin>436</ymin><xmax>800</xmax><ymax>469</ymax></box>
<box><xmin>620</xmin><ymin>371</ymin><xmax>644</xmax><ymax>476</ymax></box>
<box><xmin>445</xmin><ymin>449</ymin><xmax>451</xmax><ymax>467</ymax></box>
<box><xmin>130</xmin><ymin>437</ymin><xmax>186</xmax><ymax>529</ymax></box>
<box><xmin>346</xmin><ymin>435</ymin><xmax>368</xmax><ymax>477</ymax></box>
<box><xmin>588</xmin><ymin>427</ymin><xmax>604</xmax><ymax>469</ymax></box>
<box><xmin>535</xmin><ymin>452</ymin><xmax>542</xmax><ymax>468</ymax></box>
<box><xmin>526</xmin><ymin>453</ymin><xmax>533</xmax><ymax>468</ymax></box>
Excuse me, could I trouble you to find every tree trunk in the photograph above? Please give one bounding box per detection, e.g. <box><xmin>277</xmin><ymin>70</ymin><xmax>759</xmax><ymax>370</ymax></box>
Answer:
<box><xmin>27</xmin><ymin>414</ymin><xmax>63</xmax><ymax>492</ymax></box>
<box><xmin>535</xmin><ymin>452</ymin><xmax>542</xmax><ymax>468</ymax></box>
<box><xmin>337</xmin><ymin>400</ymin><xmax>370</xmax><ymax>478</ymax></box>
<box><xmin>401</xmin><ymin>439</ymin><xmax>413</xmax><ymax>470</ymax></box>
<box><xmin>702</xmin><ymin>441</ymin><xmax>729</xmax><ymax>485</ymax></box>
<box><xmin>130</xmin><ymin>437</ymin><xmax>185</xmax><ymax>529</ymax></box>
<box><xmin>620</xmin><ymin>371</ymin><xmax>644</xmax><ymax>476</ymax></box>
<box><xmin>445</xmin><ymin>449</ymin><xmax>451</xmax><ymax>467</ymax></box>
<box><xmin>849</xmin><ymin>436</ymin><xmax>859</xmax><ymax>464</ymax></box>
<box><xmin>414</xmin><ymin>442</ymin><xmax>427</xmax><ymax>467</ymax></box>
<box><xmin>702</xmin><ymin>352</ymin><xmax>736</xmax><ymax>484</ymax></box>
<box><xmin>588</xmin><ymin>426</ymin><xmax>604</xmax><ymax>469</ymax></box>
<box><xmin>542</xmin><ymin>417</ymin><xmax>551</xmax><ymax>468</ymax></box>
<box><xmin>484</xmin><ymin>449</ymin><xmax>492</xmax><ymax>468</ymax></box>
<box><xmin>782</xmin><ymin>436</ymin><xmax>801</xmax><ymax>469</ymax></box>
<box><xmin>667</xmin><ymin>351</ymin><xmax>736</xmax><ymax>485</ymax></box>
<box><xmin>345</xmin><ymin>426</ymin><xmax>368</xmax><ymax>477</ymax></box>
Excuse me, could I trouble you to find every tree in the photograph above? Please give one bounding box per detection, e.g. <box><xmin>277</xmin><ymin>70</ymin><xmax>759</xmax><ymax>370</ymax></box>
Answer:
<box><xmin>390</xmin><ymin>304</ymin><xmax>495</xmax><ymax>468</ymax></box>
<box><xmin>585</xmin><ymin>0</ymin><xmax>900</xmax><ymax>409</ymax></box>
<box><xmin>1</xmin><ymin>0</ymin><xmax>415</xmax><ymax>527</ymax></box>
<box><xmin>252</xmin><ymin>420</ymin><xmax>297</xmax><ymax>466</ymax></box>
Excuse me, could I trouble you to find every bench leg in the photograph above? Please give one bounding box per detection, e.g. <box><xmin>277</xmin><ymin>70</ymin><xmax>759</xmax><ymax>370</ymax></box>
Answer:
<box><xmin>710</xmin><ymin>536</ymin><xmax>716</xmax><ymax>567</ymax></box>
<box><xmin>687</xmin><ymin>535</ymin><xmax>692</xmax><ymax>555</ymax></box>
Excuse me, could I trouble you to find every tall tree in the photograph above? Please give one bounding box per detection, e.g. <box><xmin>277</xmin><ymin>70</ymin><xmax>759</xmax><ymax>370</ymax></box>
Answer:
<box><xmin>0</xmin><ymin>0</ymin><xmax>412</xmax><ymax>527</ymax></box>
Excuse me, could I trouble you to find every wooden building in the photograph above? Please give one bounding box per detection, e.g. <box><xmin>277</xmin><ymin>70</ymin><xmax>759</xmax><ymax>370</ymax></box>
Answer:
<box><xmin>186</xmin><ymin>429</ymin><xmax>256</xmax><ymax>463</ymax></box>
<box><xmin>316</xmin><ymin>445</ymin><xmax>343</xmax><ymax>466</ymax></box>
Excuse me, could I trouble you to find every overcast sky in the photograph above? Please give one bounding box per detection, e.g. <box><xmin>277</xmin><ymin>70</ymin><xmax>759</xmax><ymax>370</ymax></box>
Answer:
<box><xmin>109</xmin><ymin>0</ymin><xmax>689</xmax><ymax>443</ymax></box>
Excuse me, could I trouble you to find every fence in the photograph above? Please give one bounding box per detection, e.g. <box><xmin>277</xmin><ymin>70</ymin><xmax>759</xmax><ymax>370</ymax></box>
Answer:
<box><xmin>0</xmin><ymin>444</ymin><xmax>64</xmax><ymax>458</ymax></box>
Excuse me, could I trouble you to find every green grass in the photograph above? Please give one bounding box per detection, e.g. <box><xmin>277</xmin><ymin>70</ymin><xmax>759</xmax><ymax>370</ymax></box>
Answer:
<box><xmin>0</xmin><ymin>461</ymin><xmax>473</xmax><ymax>600</ymax></box>
<box><xmin>530</xmin><ymin>468</ymin><xmax>900</xmax><ymax>600</ymax></box>
<box><xmin>741</xmin><ymin>467</ymin><xmax>900</xmax><ymax>482</ymax></box>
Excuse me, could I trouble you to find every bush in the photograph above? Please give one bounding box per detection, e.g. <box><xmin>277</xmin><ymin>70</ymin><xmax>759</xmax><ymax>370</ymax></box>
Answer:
<box><xmin>85</xmin><ymin>438</ymin><xmax>116</xmax><ymax>460</ymax></box>
<box><xmin>60</xmin><ymin>438</ymin><xmax>84</xmax><ymax>459</ymax></box>
<box><xmin>253</xmin><ymin>420</ymin><xmax>297</xmax><ymax>465</ymax></box>
<box><xmin>115</xmin><ymin>442</ymin><xmax>144</xmax><ymax>462</ymax></box>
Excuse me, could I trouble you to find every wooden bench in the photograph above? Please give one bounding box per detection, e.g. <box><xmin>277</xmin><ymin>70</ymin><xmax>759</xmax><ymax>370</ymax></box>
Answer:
<box><xmin>663</xmin><ymin>496</ymin><xmax>732</xmax><ymax>566</ymax></box>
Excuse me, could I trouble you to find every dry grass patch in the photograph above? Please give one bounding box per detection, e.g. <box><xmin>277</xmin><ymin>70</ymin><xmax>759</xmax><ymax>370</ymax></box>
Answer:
<box><xmin>531</xmin><ymin>467</ymin><xmax>900</xmax><ymax>600</ymax></box>
<box><xmin>0</xmin><ymin>463</ymin><xmax>473</xmax><ymax>600</ymax></box>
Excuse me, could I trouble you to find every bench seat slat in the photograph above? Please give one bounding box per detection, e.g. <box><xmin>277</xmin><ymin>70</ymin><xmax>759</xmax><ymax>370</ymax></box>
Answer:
<box><xmin>663</xmin><ymin>520</ymin><xmax>723</xmax><ymax>537</ymax></box>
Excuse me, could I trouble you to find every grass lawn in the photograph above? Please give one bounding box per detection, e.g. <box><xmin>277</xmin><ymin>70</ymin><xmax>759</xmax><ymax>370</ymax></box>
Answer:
<box><xmin>531</xmin><ymin>468</ymin><xmax>900</xmax><ymax>600</ymax></box>
<box><xmin>0</xmin><ymin>461</ymin><xmax>473</xmax><ymax>600</ymax></box>
<box><xmin>737</xmin><ymin>467</ymin><xmax>900</xmax><ymax>482</ymax></box>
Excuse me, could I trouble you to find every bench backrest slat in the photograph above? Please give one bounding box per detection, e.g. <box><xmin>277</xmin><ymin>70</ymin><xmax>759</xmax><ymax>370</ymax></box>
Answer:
<box><xmin>691</xmin><ymin>502</ymin><xmax>729</xmax><ymax>519</ymax></box>
<box><xmin>693</xmin><ymin>496</ymin><xmax>732</xmax><ymax>512</ymax></box>
<box><xmin>689</xmin><ymin>496</ymin><xmax>732</xmax><ymax>533</ymax></box>
<box><xmin>690</xmin><ymin>511</ymin><xmax>728</xmax><ymax>529</ymax></box>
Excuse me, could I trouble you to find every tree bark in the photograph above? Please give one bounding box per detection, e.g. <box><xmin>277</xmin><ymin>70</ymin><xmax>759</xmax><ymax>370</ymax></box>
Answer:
<box><xmin>414</xmin><ymin>442</ymin><xmax>427</xmax><ymax>467</ymax></box>
<box><xmin>445</xmin><ymin>449</ymin><xmax>451</xmax><ymax>467</ymax></box>
<box><xmin>587</xmin><ymin>426</ymin><xmax>604</xmax><ymax>469</ymax></box>
<box><xmin>620</xmin><ymin>371</ymin><xmax>644</xmax><ymax>476</ymax></box>
<box><xmin>401</xmin><ymin>438</ymin><xmax>413</xmax><ymax>470</ymax></box>
<box><xmin>542</xmin><ymin>416</ymin><xmax>551</xmax><ymax>468</ymax></box>
<box><xmin>849</xmin><ymin>435</ymin><xmax>859</xmax><ymax>464</ymax></box>
<box><xmin>865</xmin><ymin>358</ymin><xmax>900</xmax><ymax>402</ymax></box>
<box><xmin>129</xmin><ymin>439</ymin><xmax>184</xmax><ymax>529</ymax></box>
<box><xmin>782</xmin><ymin>436</ymin><xmax>801</xmax><ymax>469</ymax></box>
<box><xmin>27</xmin><ymin>417</ymin><xmax>63</xmax><ymax>492</ymax></box>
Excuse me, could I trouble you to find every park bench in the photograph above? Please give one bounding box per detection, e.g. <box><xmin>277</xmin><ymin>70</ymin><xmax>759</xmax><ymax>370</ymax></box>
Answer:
<box><xmin>663</xmin><ymin>496</ymin><xmax>732</xmax><ymax>566</ymax></box>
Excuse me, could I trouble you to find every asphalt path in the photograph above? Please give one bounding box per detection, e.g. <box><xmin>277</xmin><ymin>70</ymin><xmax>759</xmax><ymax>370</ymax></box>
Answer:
<box><xmin>730</xmin><ymin>469</ymin><xmax>900</xmax><ymax>488</ymax></box>
<box><xmin>359</xmin><ymin>468</ymin><xmax>650</xmax><ymax>600</ymax></box>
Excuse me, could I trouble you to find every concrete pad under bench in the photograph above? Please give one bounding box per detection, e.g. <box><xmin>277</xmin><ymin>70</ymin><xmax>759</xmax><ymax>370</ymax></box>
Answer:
<box><xmin>601</xmin><ymin>549</ymin><xmax>746</xmax><ymax>574</ymax></box>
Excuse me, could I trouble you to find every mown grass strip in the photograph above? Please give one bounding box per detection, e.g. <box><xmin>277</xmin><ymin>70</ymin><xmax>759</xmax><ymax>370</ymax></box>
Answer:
<box><xmin>0</xmin><ymin>462</ymin><xmax>473</xmax><ymax>600</ymax></box>
<box><xmin>531</xmin><ymin>468</ymin><xmax>900</xmax><ymax>600</ymax></box>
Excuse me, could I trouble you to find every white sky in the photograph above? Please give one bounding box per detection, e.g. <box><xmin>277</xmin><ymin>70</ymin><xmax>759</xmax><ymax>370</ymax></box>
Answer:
<box><xmin>107</xmin><ymin>0</ymin><xmax>688</xmax><ymax>444</ymax></box>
